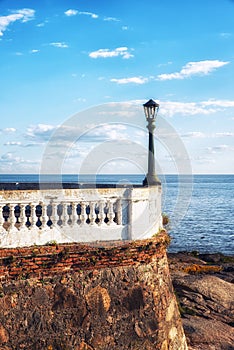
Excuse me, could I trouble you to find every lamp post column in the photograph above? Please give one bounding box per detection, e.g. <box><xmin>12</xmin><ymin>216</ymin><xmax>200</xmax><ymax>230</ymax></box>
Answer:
<box><xmin>143</xmin><ymin>99</ymin><xmax>161</xmax><ymax>186</ymax></box>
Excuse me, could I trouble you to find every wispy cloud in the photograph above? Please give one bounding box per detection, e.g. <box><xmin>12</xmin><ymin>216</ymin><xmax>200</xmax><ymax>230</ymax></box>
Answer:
<box><xmin>160</xmin><ymin>99</ymin><xmax>234</xmax><ymax>117</ymax></box>
<box><xmin>30</xmin><ymin>49</ymin><xmax>39</xmax><ymax>54</ymax></box>
<box><xmin>0</xmin><ymin>127</ymin><xmax>16</xmax><ymax>133</ymax></box>
<box><xmin>200</xmin><ymin>99</ymin><xmax>234</xmax><ymax>107</ymax></box>
<box><xmin>36</xmin><ymin>22</ymin><xmax>45</xmax><ymax>27</ymax></box>
<box><xmin>64</xmin><ymin>9</ymin><xmax>78</xmax><ymax>17</ymax></box>
<box><xmin>78</xmin><ymin>11</ymin><xmax>98</xmax><ymax>19</ymax></box>
<box><xmin>65</xmin><ymin>9</ymin><xmax>98</xmax><ymax>19</ymax></box>
<box><xmin>4</xmin><ymin>141</ymin><xmax>22</xmax><ymax>146</ymax></box>
<box><xmin>26</xmin><ymin>124</ymin><xmax>57</xmax><ymax>141</ymax></box>
<box><xmin>0</xmin><ymin>152</ymin><xmax>21</xmax><ymax>163</ymax></box>
<box><xmin>0</xmin><ymin>8</ymin><xmax>35</xmax><ymax>37</ymax></box>
<box><xmin>110</xmin><ymin>77</ymin><xmax>148</xmax><ymax>84</ymax></box>
<box><xmin>157</xmin><ymin>60</ymin><xmax>229</xmax><ymax>81</ymax></box>
<box><xmin>89</xmin><ymin>47</ymin><xmax>133</xmax><ymax>59</ymax></box>
<box><xmin>0</xmin><ymin>153</ymin><xmax>39</xmax><ymax>169</ymax></box>
<box><xmin>219</xmin><ymin>32</ymin><xmax>231</xmax><ymax>38</ymax></box>
<box><xmin>104</xmin><ymin>17</ymin><xmax>120</xmax><ymax>22</ymax></box>
<box><xmin>214</xmin><ymin>132</ymin><xmax>234</xmax><ymax>137</ymax></box>
<box><xmin>207</xmin><ymin>144</ymin><xmax>232</xmax><ymax>153</ymax></box>
<box><xmin>50</xmin><ymin>42</ymin><xmax>68</xmax><ymax>48</ymax></box>
<box><xmin>181</xmin><ymin>132</ymin><xmax>205</xmax><ymax>138</ymax></box>
<box><xmin>87</xmin><ymin>124</ymin><xmax>127</xmax><ymax>141</ymax></box>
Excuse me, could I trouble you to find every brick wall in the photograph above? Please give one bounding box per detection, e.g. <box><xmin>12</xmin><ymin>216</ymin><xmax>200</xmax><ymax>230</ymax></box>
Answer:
<box><xmin>0</xmin><ymin>229</ymin><xmax>170</xmax><ymax>281</ymax></box>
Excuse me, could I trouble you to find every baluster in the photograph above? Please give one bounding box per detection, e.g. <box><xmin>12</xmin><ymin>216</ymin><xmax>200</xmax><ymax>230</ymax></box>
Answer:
<box><xmin>62</xmin><ymin>202</ymin><xmax>68</xmax><ymax>227</ymax></box>
<box><xmin>89</xmin><ymin>202</ymin><xmax>95</xmax><ymax>225</ymax></box>
<box><xmin>57</xmin><ymin>203</ymin><xmax>63</xmax><ymax>226</ymax></box>
<box><xmin>0</xmin><ymin>205</ymin><xmax>4</xmax><ymax>228</ymax></box>
<box><xmin>85</xmin><ymin>203</ymin><xmax>91</xmax><ymax>224</ymax></box>
<box><xmin>76</xmin><ymin>203</ymin><xmax>81</xmax><ymax>225</ymax></box>
<box><xmin>40</xmin><ymin>203</ymin><xmax>47</xmax><ymax>228</ymax></box>
<box><xmin>19</xmin><ymin>204</ymin><xmax>26</xmax><ymax>229</ymax></box>
<box><xmin>50</xmin><ymin>202</ymin><xmax>57</xmax><ymax>227</ymax></box>
<box><xmin>52</xmin><ymin>202</ymin><xmax>59</xmax><ymax>227</ymax></box>
<box><xmin>70</xmin><ymin>202</ymin><xmax>76</xmax><ymax>226</ymax></box>
<box><xmin>98</xmin><ymin>201</ymin><xmax>104</xmax><ymax>225</ymax></box>
<box><xmin>80</xmin><ymin>203</ymin><xmax>86</xmax><ymax>225</ymax></box>
<box><xmin>94</xmin><ymin>203</ymin><xmax>100</xmax><ymax>225</ymax></box>
<box><xmin>30</xmin><ymin>203</ymin><xmax>37</xmax><ymax>228</ymax></box>
<box><xmin>108</xmin><ymin>200</ymin><xmax>115</xmax><ymax>225</ymax></box>
<box><xmin>116</xmin><ymin>199</ymin><xmax>122</xmax><ymax>225</ymax></box>
<box><xmin>8</xmin><ymin>204</ymin><xmax>16</xmax><ymax>230</ymax></box>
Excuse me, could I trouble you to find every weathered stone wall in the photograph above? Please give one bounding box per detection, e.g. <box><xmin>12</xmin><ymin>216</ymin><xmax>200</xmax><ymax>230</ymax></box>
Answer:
<box><xmin>0</xmin><ymin>231</ymin><xmax>187</xmax><ymax>350</ymax></box>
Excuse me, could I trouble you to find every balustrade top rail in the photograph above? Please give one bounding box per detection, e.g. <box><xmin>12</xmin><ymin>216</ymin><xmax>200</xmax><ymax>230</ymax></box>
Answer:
<box><xmin>0</xmin><ymin>182</ymin><xmax>144</xmax><ymax>191</ymax></box>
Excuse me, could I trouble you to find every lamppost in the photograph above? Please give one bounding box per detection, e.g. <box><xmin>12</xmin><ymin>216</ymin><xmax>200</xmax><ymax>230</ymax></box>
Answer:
<box><xmin>143</xmin><ymin>99</ymin><xmax>161</xmax><ymax>186</ymax></box>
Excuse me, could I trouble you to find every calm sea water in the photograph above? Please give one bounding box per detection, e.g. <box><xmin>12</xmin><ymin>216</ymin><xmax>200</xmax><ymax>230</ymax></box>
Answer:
<box><xmin>0</xmin><ymin>174</ymin><xmax>233</xmax><ymax>255</ymax></box>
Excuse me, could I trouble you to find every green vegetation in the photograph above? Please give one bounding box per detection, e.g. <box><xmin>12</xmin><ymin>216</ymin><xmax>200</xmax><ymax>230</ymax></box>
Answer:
<box><xmin>45</xmin><ymin>240</ymin><xmax>58</xmax><ymax>246</ymax></box>
<box><xmin>162</xmin><ymin>213</ymin><xmax>170</xmax><ymax>227</ymax></box>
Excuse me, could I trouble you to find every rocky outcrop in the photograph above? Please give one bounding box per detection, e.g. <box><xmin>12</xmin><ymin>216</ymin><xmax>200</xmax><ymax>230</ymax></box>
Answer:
<box><xmin>0</xmin><ymin>231</ymin><xmax>188</xmax><ymax>350</ymax></box>
<box><xmin>168</xmin><ymin>252</ymin><xmax>234</xmax><ymax>350</ymax></box>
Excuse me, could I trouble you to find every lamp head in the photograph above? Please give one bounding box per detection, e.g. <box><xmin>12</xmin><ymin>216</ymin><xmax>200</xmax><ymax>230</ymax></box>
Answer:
<box><xmin>143</xmin><ymin>99</ymin><xmax>159</xmax><ymax>120</ymax></box>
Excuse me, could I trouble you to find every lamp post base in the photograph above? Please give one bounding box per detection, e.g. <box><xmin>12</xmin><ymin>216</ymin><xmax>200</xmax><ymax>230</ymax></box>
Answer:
<box><xmin>143</xmin><ymin>174</ymin><xmax>161</xmax><ymax>187</ymax></box>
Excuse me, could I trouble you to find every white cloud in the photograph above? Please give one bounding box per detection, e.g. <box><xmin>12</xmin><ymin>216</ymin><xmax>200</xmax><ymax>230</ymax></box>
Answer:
<box><xmin>157</xmin><ymin>60</ymin><xmax>229</xmax><ymax>81</ymax></box>
<box><xmin>110</xmin><ymin>77</ymin><xmax>148</xmax><ymax>85</ymax></box>
<box><xmin>157</xmin><ymin>62</ymin><xmax>173</xmax><ymax>68</ymax></box>
<box><xmin>122</xmin><ymin>26</ymin><xmax>128</xmax><ymax>31</ymax></box>
<box><xmin>78</xmin><ymin>11</ymin><xmax>98</xmax><ymax>19</ymax></box>
<box><xmin>30</xmin><ymin>49</ymin><xmax>39</xmax><ymax>53</ymax></box>
<box><xmin>4</xmin><ymin>141</ymin><xmax>22</xmax><ymax>146</ymax></box>
<box><xmin>36</xmin><ymin>22</ymin><xmax>45</xmax><ymax>27</ymax></box>
<box><xmin>159</xmin><ymin>99</ymin><xmax>234</xmax><ymax>117</ymax></box>
<box><xmin>0</xmin><ymin>8</ymin><xmax>35</xmax><ymax>36</ymax></box>
<box><xmin>1</xmin><ymin>127</ymin><xmax>16</xmax><ymax>133</ymax></box>
<box><xmin>89</xmin><ymin>47</ymin><xmax>134</xmax><ymax>59</ymax></box>
<box><xmin>50</xmin><ymin>42</ymin><xmax>68</xmax><ymax>48</ymax></box>
<box><xmin>181</xmin><ymin>132</ymin><xmax>205</xmax><ymax>138</ymax></box>
<box><xmin>220</xmin><ymin>32</ymin><xmax>231</xmax><ymax>38</ymax></box>
<box><xmin>26</xmin><ymin>124</ymin><xmax>57</xmax><ymax>141</ymax></box>
<box><xmin>104</xmin><ymin>17</ymin><xmax>120</xmax><ymax>22</ymax></box>
<box><xmin>88</xmin><ymin>124</ymin><xmax>127</xmax><ymax>141</ymax></box>
<box><xmin>0</xmin><ymin>152</ymin><xmax>21</xmax><ymax>163</ymax></box>
<box><xmin>201</xmin><ymin>99</ymin><xmax>234</xmax><ymax>108</ymax></box>
<box><xmin>65</xmin><ymin>9</ymin><xmax>78</xmax><ymax>16</ymax></box>
<box><xmin>214</xmin><ymin>132</ymin><xmax>234</xmax><ymax>137</ymax></box>
<box><xmin>207</xmin><ymin>144</ymin><xmax>231</xmax><ymax>153</ymax></box>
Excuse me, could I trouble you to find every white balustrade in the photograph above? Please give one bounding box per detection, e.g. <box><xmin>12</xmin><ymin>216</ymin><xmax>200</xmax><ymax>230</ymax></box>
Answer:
<box><xmin>0</xmin><ymin>199</ymin><xmax>122</xmax><ymax>232</ymax></box>
<box><xmin>0</xmin><ymin>185</ymin><xmax>162</xmax><ymax>247</ymax></box>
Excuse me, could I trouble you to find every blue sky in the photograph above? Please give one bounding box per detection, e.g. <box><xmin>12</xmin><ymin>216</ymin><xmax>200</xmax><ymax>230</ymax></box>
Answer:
<box><xmin>0</xmin><ymin>0</ymin><xmax>234</xmax><ymax>175</ymax></box>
